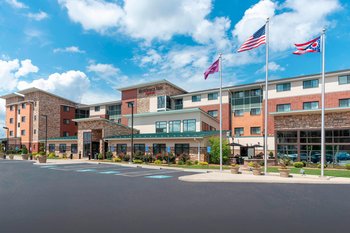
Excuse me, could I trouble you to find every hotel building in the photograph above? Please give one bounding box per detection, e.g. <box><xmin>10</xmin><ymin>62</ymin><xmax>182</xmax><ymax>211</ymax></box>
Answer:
<box><xmin>1</xmin><ymin>69</ymin><xmax>350</xmax><ymax>164</ymax></box>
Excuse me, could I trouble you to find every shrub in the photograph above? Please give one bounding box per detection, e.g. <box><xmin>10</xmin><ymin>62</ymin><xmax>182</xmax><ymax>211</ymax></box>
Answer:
<box><xmin>345</xmin><ymin>164</ymin><xmax>350</xmax><ymax>170</ymax></box>
<box><xmin>106</xmin><ymin>151</ymin><xmax>113</xmax><ymax>160</ymax></box>
<box><xmin>143</xmin><ymin>153</ymin><xmax>153</xmax><ymax>163</ymax></box>
<box><xmin>279</xmin><ymin>156</ymin><xmax>291</xmax><ymax>169</ymax></box>
<box><xmin>269</xmin><ymin>151</ymin><xmax>274</xmax><ymax>158</ymax></box>
<box><xmin>21</xmin><ymin>145</ymin><xmax>28</xmax><ymax>154</ymax></box>
<box><xmin>62</xmin><ymin>153</ymin><xmax>67</xmax><ymax>159</ymax></box>
<box><xmin>178</xmin><ymin>153</ymin><xmax>190</xmax><ymax>163</ymax></box>
<box><xmin>208</xmin><ymin>137</ymin><xmax>230</xmax><ymax>164</ymax></box>
<box><xmin>155</xmin><ymin>154</ymin><xmax>164</xmax><ymax>161</ymax></box>
<box><xmin>177</xmin><ymin>160</ymin><xmax>185</xmax><ymax>165</ymax></box>
<box><xmin>39</xmin><ymin>151</ymin><xmax>46</xmax><ymax>156</ymax></box>
<box><xmin>48</xmin><ymin>153</ymin><xmax>56</xmax><ymax>159</ymax></box>
<box><xmin>133</xmin><ymin>159</ymin><xmax>143</xmax><ymax>164</ymax></box>
<box><xmin>293</xmin><ymin>162</ymin><xmax>304</xmax><ymax>168</ymax></box>
<box><xmin>154</xmin><ymin>160</ymin><xmax>162</xmax><ymax>165</ymax></box>
<box><xmin>194</xmin><ymin>160</ymin><xmax>199</xmax><ymax>165</ymax></box>
<box><xmin>97</xmin><ymin>153</ymin><xmax>103</xmax><ymax>160</ymax></box>
<box><xmin>112</xmin><ymin>157</ymin><xmax>122</xmax><ymax>163</ymax></box>
<box><xmin>186</xmin><ymin>160</ymin><xmax>193</xmax><ymax>166</ymax></box>
<box><xmin>317</xmin><ymin>164</ymin><xmax>327</xmax><ymax>169</ymax></box>
<box><xmin>122</xmin><ymin>154</ymin><xmax>130</xmax><ymax>161</ymax></box>
<box><xmin>168</xmin><ymin>153</ymin><xmax>176</xmax><ymax>163</ymax></box>
<box><xmin>199</xmin><ymin>162</ymin><xmax>208</xmax><ymax>166</ymax></box>
<box><xmin>134</xmin><ymin>151</ymin><xmax>144</xmax><ymax>160</ymax></box>
<box><xmin>248</xmin><ymin>162</ymin><xmax>255</xmax><ymax>167</ymax></box>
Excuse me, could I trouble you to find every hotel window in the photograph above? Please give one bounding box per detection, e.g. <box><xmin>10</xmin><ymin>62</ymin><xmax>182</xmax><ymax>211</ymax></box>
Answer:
<box><xmin>208</xmin><ymin>110</ymin><xmax>218</xmax><ymax>118</ymax></box>
<box><xmin>94</xmin><ymin>106</ymin><xmax>100</xmax><ymax>112</ymax></box>
<box><xmin>21</xmin><ymin>116</ymin><xmax>26</xmax><ymax>122</ymax></box>
<box><xmin>71</xmin><ymin>144</ymin><xmax>78</xmax><ymax>153</ymax></box>
<box><xmin>234</xmin><ymin>127</ymin><xmax>244</xmax><ymax>136</ymax></box>
<box><xmin>117</xmin><ymin>144</ymin><xmax>127</xmax><ymax>154</ymax></box>
<box><xmin>234</xmin><ymin>91</ymin><xmax>244</xmax><ymax>98</ymax></box>
<box><xmin>34</xmin><ymin>129</ymin><xmax>36</xmax><ymax>134</ymax></box>
<box><xmin>18</xmin><ymin>109</ymin><xmax>20</xmax><ymax>114</ymax></box>
<box><xmin>338</xmin><ymin>75</ymin><xmax>350</xmax><ymax>85</ymax></box>
<box><xmin>169</xmin><ymin>120</ymin><xmax>181</xmax><ymax>132</ymax></box>
<box><xmin>250</xmin><ymin>108</ymin><xmax>261</xmax><ymax>115</ymax></box>
<box><xmin>234</xmin><ymin>109</ymin><xmax>244</xmax><ymax>116</ymax></box>
<box><xmin>250</xmin><ymin>89</ymin><xmax>261</xmax><ymax>96</ymax></box>
<box><xmin>9</xmin><ymin>131</ymin><xmax>13</xmax><ymax>137</ymax></box>
<box><xmin>192</xmin><ymin>95</ymin><xmax>201</xmax><ymax>102</ymax></box>
<box><xmin>276</xmin><ymin>104</ymin><xmax>291</xmax><ymax>112</ymax></box>
<box><xmin>49</xmin><ymin>144</ymin><xmax>55</xmax><ymax>152</ymax></box>
<box><xmin>183</xmin><ymin>119</ymin><xmax>196</xmax><ymax>132</ymax></box>
<box><xmin>133</xmin><ymin>144</ymin><xmax>145</xmax><ymax>154</ymax></box>
<box><xmin>303</xmin><ymin>79</ymin><xmax>319</xmax><ymax>89</ymax></box>
<box><xmin>174</xmin><ymin>99</ymin><xmax>183</xmax><ymax>110</ymax></box>
<box><xmin>175</xmin><ymin>144</ymin><xmax>189</xmax><ymax>156</ymax></box>
<box><xmin>18</xmin><ymin>122</ymin><xmax>20</xmax><ymax>127</ymax></box>
<box><xmin>251</xmin><ymin>127</ymin><xmax>261</xmax><ymax>135</ymax></box>
<box><xmin>34</xmin><ymin>115</ymin><xmax>37</xmax><ymax>121</ymax></box>
<box><xmin>155</xmin><ymin>121</ymin><xmax>167</xmax><ymax>133</ymax></box>
<box><xmin>21</xmin><ymin>130</ymin><xmax>26</xmax><ymax>136</ymax></box>
<box><xmin>276</xmin><ymin>83</ymin><xmax>291</xmax><ymax>92</ymax></box>
<box><xmin>10</xmin><ymin>106</ymin><xmax>13</xmax><ymax>111</ymax></box>
<box><xmin>63</xmin><ymin>106</ymin><xmax>70</xmax><ymax>112</ymax></box>
<box><xmin>63</xmin><ymin>119</ymin><xmax>70</xmax><ymax>125</ymax></box>
<box><xmin>339</xmin><ymin>98</ymin><xmax>350</xmax><ymax>107</ymax></box>
<box><xmin>153</xmin><ymin>144</ymin><xmax>166</xmax><ymax>155</ymax></box>
<box><xmin>303</xmin><ymin>101</ymin><xmax>319</xmax><ymax>110</ymax></box>
<box><xmin>63</xmin><ymin>132</ymin><xmax>69</xmax><ymax>137</ymax></box>
<box><xmin>59</xmin><ymin>144</ymin><xmax>66</xmax><ymax>153</ymax></box>
<box><xmin>9</xmin><ymin>118</ymin><xmax>13</xmax><ymax>124</ymax></box>
<box><xmin>21</xmin><ymin>103</ymin><xmax>26</xmax><ymax>109</ymax></box>
<box><xmin>157</xmin><ymin>96</ymin><xmax>171</xmax><ymax>111</ymax></box>
<box><xmin>208</xmin><ymin>92</ymin><xmax>218</xmax><ymax>100</ymax></box>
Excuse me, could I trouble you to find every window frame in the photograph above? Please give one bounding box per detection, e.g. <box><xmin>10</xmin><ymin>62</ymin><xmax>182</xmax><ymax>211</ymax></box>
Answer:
<box><xmin>250</xmin><ymin>127</ymin><xmax>261</xmax><ymax>135</ymax></box>
<box><xmin>175</xmin><ymin>144</ymin><xmax>190</xmax><ymax>156</ymax></box>
<box><xmin>339</xmin><ymin>98</ymin><xmax>350</xmax><ymax>108</ymax></box>
<box><xmin>133</xmin><ymin>144</ymin><xmax>145</xmax><ymax>154</ymax></box>
<box><xmin>303</xmin><ymin>79</ymin><xmax>319</xmax><ymax>89</ymax></box>
<box><xmin>63</xmin><ymin>106</ymin><xmax>70</xmax><ymax>112</ymax></box>
<box><xmin>338</xmin><ymin>75</ymin><xmax>350</xmax><ymax>85</ymax></box>
<box><xmin>155</xmin><ymin>121</ymin><xmax>167</xmax><ymax>133</ymax></box>
<box><xmin>207</xmin><ymin>110</ymin><xmax>218</xmax><ymax>118</ymax></box>
<box><xmin>168</xmin><ymin>120</ymin><xmax>181</xmax><ymax>133</ymax></box>
<box><xmin>276</xmin><ymin>103</ymin><xmax>291</xmax><ymax>112</ymax></box>
<box><xmin>276</xmin><ymin>83</ymin><xmax>291</xmax><ymax>92</ymax></box>
<box><xmin>94</xmin><ymin>106</ymin><xmax>100</xmax><ymax>112</ymax></box>
<box><xmin>117</xmin><ymin>144</ymin><xmax>127</xmax><ymax>154</ymax></box>
<box><xmin>208</xmin><ymin>92</ymin><xmax>218</xmax><ymax>100</ymax></box>
<box><xmin>49</xmin><ymin>144</ymin><xmax>55</xmax><ymax>153</ymax></box>
<box><xmin>234</xmin><ymin>127</ymin><xmax>244</xmax><ymax>136</ymax></box>
<box><xmin>59</xmin><ymin>144</ymin><xmax>67</xmax><ymax>153</ymax></box>
<box><xmin>303</xmin><ymin>101</ymin><xmax>319</xmax><ymax>110</ymax></box>
<box><xmin>71</xmin><ymin>144</ymin><xmax>78</xmax><ymax>153</ymax></box>
<box><xmin>183</xmin><ymin>119</ymin><xmax>196</xmax><ymax>132</ymax></box>
<box><xmin>191</xmin><ymin>95</ymin><xmax>201</xmax><ymax>102</ymax></box>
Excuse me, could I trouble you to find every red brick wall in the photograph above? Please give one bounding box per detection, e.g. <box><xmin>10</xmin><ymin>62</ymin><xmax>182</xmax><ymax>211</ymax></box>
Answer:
<box><xmin>6</xmin><ymin>105</ymin><xmax>17</xmax><ymax>138</ymax></box>
<box><xmin>121</xmin><ymin>89</ymin><xmax>137</xmax><ymax>125</ymax></box>
<box><xmin>198</xmin><ymin>103</ymin><xmax>231</xmax><ymax>131</ymax></box>
<box><xmin>267</xmin><ymin>90</ymin><xmax>350</xmax><ymax>134</ymax></box>
<box><xmin>232</xmin><ymin>112</ymin><xmax>263</xmax><ymax>136</ymax></box>
<box><xmin>60</xmin><ymin>106</ymin><xmax>77</xmax><ymax>137</ymax></box>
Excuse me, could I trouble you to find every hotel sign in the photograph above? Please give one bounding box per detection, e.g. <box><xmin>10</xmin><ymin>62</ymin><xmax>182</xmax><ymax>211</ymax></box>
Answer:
<box><xmin>138</xmin><ymin>86</ymin><xmax>163</xmax><ymax>96</ymax></box>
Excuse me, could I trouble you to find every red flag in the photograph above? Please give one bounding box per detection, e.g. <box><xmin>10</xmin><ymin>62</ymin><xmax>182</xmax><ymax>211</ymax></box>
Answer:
<box><xmin>204</xmin><ymin>59</ymin><xmax>219</xmax><ymax>80</ymax></box>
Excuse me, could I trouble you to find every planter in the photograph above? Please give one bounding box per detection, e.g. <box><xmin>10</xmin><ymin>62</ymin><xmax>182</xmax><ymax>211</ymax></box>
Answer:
<box><xmin>9</xmin><ymin>154</ymin><xmax>14</xmax><ymax>160</ymax></box>
<box><xmin>22</xmin><ymin>154</ymin><xmax>29</xmax><ymax>160</ymax></box>
<box><xmin>37</xmin><ymin>156</ymin><xmax>47</xmax><ymax>163</ymax></box>
<box><xmin>252</xmin><ymin>168</ymin><xmax>262</xmax><ymax>176</ymax></box>
<box><xmin>278</xmin><ymin>169</ymin><xmax>291</xmax><ymax>178</ymax></box>
<box><xmin>230</xmin><ymin>166</ymin><xmax>240</xmax><ymax>174</ymax></box>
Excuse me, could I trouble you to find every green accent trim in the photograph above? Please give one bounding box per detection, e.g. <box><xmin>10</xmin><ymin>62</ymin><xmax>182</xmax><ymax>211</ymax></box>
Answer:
<box><xmin>39</xmin><ymin>136</ymin><xmax>78</xmax><ymax>141</ymax></box>
<box><xmin>106</xmin><ymin>130</ymin><xmax>227</xmax><ymax>140</ymax></box>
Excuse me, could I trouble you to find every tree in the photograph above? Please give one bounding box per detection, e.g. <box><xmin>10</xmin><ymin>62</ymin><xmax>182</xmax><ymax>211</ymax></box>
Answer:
<box><xmin>208</xmin><ymin>137</ymin><xmax>230</xmax><ymax>164</ymax></box>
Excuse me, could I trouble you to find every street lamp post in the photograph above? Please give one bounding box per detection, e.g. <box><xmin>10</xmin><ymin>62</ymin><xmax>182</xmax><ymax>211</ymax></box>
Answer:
<box><xmin>41</xmin><ymin>115</ymin><xmax>48</xmax><ymax>155</ymax></box>
<box><xmin>3</xmin><ymin>127</ymin><xmax>9</xmax><ymax>158</ymax></box>
<box><xmin>127</xmin><ymin>102</ymin><xmax>134</xmax><ymax>163</ymax></box>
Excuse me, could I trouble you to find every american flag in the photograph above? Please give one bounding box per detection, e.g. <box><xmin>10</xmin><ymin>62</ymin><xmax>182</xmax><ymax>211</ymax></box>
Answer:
<box><xmin>293</xmin><ymin>36</ymin><xmax>320</xmax><ymax>55</ymax></box>
<box><xmin>237</xmin><ymin>24</ymin><xmax>266</xmax><ymax>53</ymax></box>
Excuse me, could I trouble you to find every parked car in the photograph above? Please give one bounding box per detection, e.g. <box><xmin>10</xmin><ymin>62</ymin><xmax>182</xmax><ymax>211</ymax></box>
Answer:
<box><xmin>335</xmin><ymin>152</ymin><xmax>350</xmax><ymax>161</ymax></box>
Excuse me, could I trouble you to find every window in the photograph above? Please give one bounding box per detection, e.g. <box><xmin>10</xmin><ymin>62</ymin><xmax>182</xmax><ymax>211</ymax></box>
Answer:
<box><xmin>251</xmin><ymin>127</ymin><xmax>261</xmax><ymax>135</ymax></box>
<box><xmin>63</xmin><ymin>132</ymin><xmax>69</xmax><ymax>137</ymax></box>
<box><xmin>34</xmin><ymin>129</ymin><xmax>36</xmax><ymax>134</ymax></box>
<box><xmin>71</xmin><ymin>144</ymin><xmax>78</xmax><ymax>153</ymax></box>
<box><xmin>234</xmin><ymin>127</ymin><xmax>244</xmax><ymax>136</ymax></box>
<box><xmin>153</xmin><ymin>144</ymin><xmax>166</xmax><ymax>155</ymax></box>
<box><xmin>117</xmin><ymin>144</ymin><xmax>127</xmax><ymax>154</ymax></box>
<box><xmin>63</xmin><ymin>106</ymin><xmax>70</xmax><ymax>112</ymax></box>
<box><xmin>18</xmin><ymin>109</ymin><xmax>20</xmax><ymax>114</ymax></box>
<box><xmin>303</xmin><ymin>79</ymin><xmax>319</xmax><ymax>89</ymax></box>
<box><xmin>338</xmin><ymin>75</ymin><xmax>350</xmax><ymax>85</ymax></box>
<box><xmin>155</xmin><ymin>121</ymin><xmax>167</xmax><ymax>133</ymax></box>
<box><xmin>94</xmin><ymin>106</ymin><xmax>100</xmax><ymax>112</ymax></box>
<box><xmin>133</xmin><ymin>144</ymin><xmax>145</xmax><ymax>154</ymax></box>
<box><xmin>276</xmin><ymin>104</ymin><xmax>291</xmax><ymax>112</ymax></box>
<box><xmin>21</xmin><ymin>130</ymin><xmax>26</xmax><ymax>136</ymax></box>
<box><xmin>208</xmin><ymin>92</ymin><xmax>218</xmax><ymax>100</ymax></box>
<box><xmin>183</xmin><ymin>119</ymin><xmax>196</xmax><ymax>132</ymax></box>
<box><xmin>21</xmin><ymin>103</ymin><xmax>26</xmax><ymax>109</ymax></box>
<box><xmin>34</xmin><ymin>115</ymin><xmax>37</xmax><ymax>121</ymax></box>
<box><xmin>250</xmin><ymin>108</ymin><xmax>261</xmax><ymax>115</ymax></box>
<box><xmin>18</xmin><ymin>122</ymin><xmax>20</xmax><ymax>127</ymax></box>
<box><xmin>9</xmin><ymin>131</ymin><xmax>13</xmax><ymax>136</ymax></box>
<box><xmin>169</xmin><ymin>120</ymin><xmax>181</xmax><ymax>132</ymax></box>
<box><xmin>157</xmin><ymin>96</ymin><xmax>165</xmax><ymax>109</ymax></box>
<box><xmin>63</xmin><ymin>119</ymin><xmax>70</xmax><ymax>125</ymax></box>
<box><xmin>21</xmin><ymin>116</ymin><xmax>26</xmax><ymax>122</ymax></box>
<box><xmin>175</xmin><ymin>144</ymin><xmax>189</xmax><ymax>156</ymax></box>
<box><xmin>250</xmin><ymin>89</ymin><xmax>261</xmax><ymax>96</ymax></box>
<box><xmin>174</xmin><ymin>99</ymin><xmax>183</xmax><ymax>110</ymax></box>
<box><xmin>208</xmin><ymin>110</ymin><xmax>218</xmax><ymax>118</ymax></box>
<box><xmin>10</xmin><ymin>106</ymin><xmax>13</xmax><ymax>111</ymax></box>
<box><xmin>276</xmin><ymin>83</ymin><xmax>291</xmax><ymax>92</ymax></box>
<box><xmin>234</xmin><ymin>109</ymin><xmax>244</xmax><ymax>116</ymax></box>
<box><xmin>192</xmin><ymin>95</ymin><xmax>201</xmax><ymax>102</ymax></box>
<box><xmin>339</xmin><ymin>99</ymin><xmax>350</xmax><ymax>107</ymax></box>
<box><xmin>234</xmin><ymin>91</ymin><xmax>244</xmax><ymax>98</ymax></box>
<box><xmin>49</xmin><ymin>144</ymin><xmax>55</xmax><ymax>152</ymax></box>
<box><xmin>59</xmin><ymin>144</ymin><xmax>66</xmax><ymax>153</ymax></box>
<box><xmin>9</xmin><ymin>118</ymin><xmax>13</xmax><ymax>124</ymax></box>
<box><xmin>303</xmin><ymin>101</ymin><xmax>319</xmax><ymax>110</ymax></box>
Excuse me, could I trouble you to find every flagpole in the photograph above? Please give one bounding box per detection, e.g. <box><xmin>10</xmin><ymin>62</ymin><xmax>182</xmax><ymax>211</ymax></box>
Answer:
<box><xmin>264</xmin><ymin>18</ymin><xmax>269</xmax><ymax>175</ymax></box>
<box><xmin>219</xmin><ymin>53</ymin><xmax>223</xmax><ymax>172</ymax></box>
<box><xmin>321</xmin><ymin>28</ymin><xmax>326</xmax><ymax>177</ymax></box>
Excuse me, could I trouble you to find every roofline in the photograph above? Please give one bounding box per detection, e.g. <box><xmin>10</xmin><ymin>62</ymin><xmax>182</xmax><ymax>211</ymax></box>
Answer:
<box><xmin>117</xmin><ymin>79</ymin><xmax>187</xmax><ymax>93</ymax></box>
<box><xmin>77</xmin><ymin>100</ymin><xmax>122</xmax><ymax>108</ymax></box>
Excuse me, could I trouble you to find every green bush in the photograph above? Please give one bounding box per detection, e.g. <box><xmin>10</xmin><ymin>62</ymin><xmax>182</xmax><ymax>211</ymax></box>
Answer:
<box><xmin>21</xmin><ymin>145</ymin><xmax>28</xmax><ymax>154</ymax></box>
<box><xmin>194</xmin><ymin>160</ymin><xmax>199</xmax><ymax>165</ymax></box>
<box><xmin>97</xmin><ymin>153</ymin><xmax>103</xmax><ymax>160</ymax></box>
<box><xmin>177</xmin><ymin>160</ymin><xmax>185</xmax><ymax>165</ymax></box>
<box><xmin>178</xmin><ymin>153</ymin><xmax>190</xmax><ymax>162</ymax></box>
<box><xmin>62</xmin><ymin>153</ymin><xmax>67</xmax><ymax>159</ymax></box>
<box><xmin>293</xmin><ymin>162</ymin><xmax>304</xmax><ymax>168</ymax></box>
<box><xmin>122</xmin><ymin>154</ymin><xmax>130</xmax><ymax>162</ymax></box>
<box><xmin>199</xmin><ymin>162</ymin><xmax>208</xmax><ymax>166</ymax></box>
<box><xmin>133</xmin><ymin>159</ymin><xmax>143</xmax><ymax>164</ymax></box>
<box><xmin>345</xmin><ymin>164</ymin><xmax>350</xmax><ymax>170</ymax></box>
<box><xmin>186</xmin><ymin>160</ymin><xmax>193</xmax><ymax>166</ymax></box>
<box><xmin>112</xmin><ymin>157</ymin><xmax>122</xmax><ymax>162</ymax></box>
<box><xmin>48</xmin><ymin>153</ymin><xmax>56</xmax><ymax>159</ymax></box>
<box><xmin>317</xmin><ymin>164</ymin><xmax>327</xmax><ymax>169</ymax></box>
<box><xmin>154</xmin><ymin>160</ymin><xmax>162</xmax><ymax>165</ymax></box>
<box><xmin>106</xmin><ymin>151</ymin><xmax>113</xmax><ymax>160</ymax></box>
<box><xmin>269</xmin><ymin>151</ymin><xmax>274</xmax><ymax>158</ymax></box>
<box><xmin>208</xmin><ymin>137</ymin><xmax>230</xmax><ymax>164</ymax></box>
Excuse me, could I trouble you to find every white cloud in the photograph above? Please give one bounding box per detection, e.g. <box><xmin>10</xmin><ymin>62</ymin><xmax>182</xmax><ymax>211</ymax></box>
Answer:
<box><xmin>0</xmin><ymin>59</ymin><xmax>38</xmax><ymax>91</ymax></box>
<box><xmin>140</xmin><ymin>49</ymin><xmax>162</xmax><ymax>66</ymax></box>
<box><xmin>6</xmin><ymin>0</ymin><xmax>27</xmax><ymax>9</ymax></box>
<box><xmin>17</xmin><ymin>70</ymin><xmax>90</xmax><ymax>103</ymax></box>
<box><xmin>53</xmin><ymin>46</ymin><xmax>85</xmax><ymax>54</ymax></box>
<box><xmin>257</xmin><ymin>62</ymin><xmax>285</xmax><ymax>73</ymax></box>
<box><xmin>27</xmin><ymin>11</ymin><xmax>49</xmax><ymax>21</ymax></box>
<box><xmin>87</xmin><ymin>63</ymin><xmax>128</xmax><ymax>85</ymax></box>
<box><xmin>233</xmin><ymin>0</ymin><xmax>341</xmax><ymax>52</ymax></box>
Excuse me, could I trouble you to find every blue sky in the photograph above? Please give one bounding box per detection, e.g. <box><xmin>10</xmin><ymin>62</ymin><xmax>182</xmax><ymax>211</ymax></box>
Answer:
<box><xmin>0</xmin><ymin>0</ymin><xmax>349</xmax><ymax>134</ymax></box>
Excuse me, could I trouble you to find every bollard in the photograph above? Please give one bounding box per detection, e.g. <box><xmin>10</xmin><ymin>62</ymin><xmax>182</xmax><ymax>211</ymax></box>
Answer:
<box><xmin>70</xmin><ymin>153</ymin><xmax>73</xmax><ymax>160</ymax></box>
<box><xmin>79</xmin><ymin>151</ymin><xmax>81</xmax><ymax>159</ymax></box>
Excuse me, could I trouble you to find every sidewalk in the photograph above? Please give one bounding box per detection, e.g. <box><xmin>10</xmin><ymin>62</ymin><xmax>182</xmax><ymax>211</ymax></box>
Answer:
<box><xmin>178</xmin><ymin>171</ymin><xmax>350</xmax><ymax>184</ymax></box>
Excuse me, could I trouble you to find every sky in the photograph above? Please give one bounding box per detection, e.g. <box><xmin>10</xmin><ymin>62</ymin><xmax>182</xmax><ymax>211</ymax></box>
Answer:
<box><xmin>0</xmin><ymin>0</ymin><xmax>349</xmax><ymax>137</ymax></box>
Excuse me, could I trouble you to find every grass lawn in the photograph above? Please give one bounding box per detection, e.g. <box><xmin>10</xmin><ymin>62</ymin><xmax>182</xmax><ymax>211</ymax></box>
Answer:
<box><xmin>267</xmin><ymin>167</ymin><xmax>350</xmax><ymax>178</ymax></box>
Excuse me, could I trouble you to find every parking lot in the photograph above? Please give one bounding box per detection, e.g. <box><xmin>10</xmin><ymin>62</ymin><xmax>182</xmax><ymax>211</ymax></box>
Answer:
<box><xmin>1</xmin><ymin>159</ymin><xmax>350</xmax><ymax>233</ymax></box>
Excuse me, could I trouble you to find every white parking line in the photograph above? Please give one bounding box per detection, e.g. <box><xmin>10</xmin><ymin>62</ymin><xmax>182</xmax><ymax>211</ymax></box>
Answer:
<box><xmin>49</xmin><ymin>165</ymin><xmax>116</xmax><ymax>171</ymax></box>
<box><xmin>117</xmin><ymin>169</ymin><xmax>181</xmax><ymax>177</ymax></box>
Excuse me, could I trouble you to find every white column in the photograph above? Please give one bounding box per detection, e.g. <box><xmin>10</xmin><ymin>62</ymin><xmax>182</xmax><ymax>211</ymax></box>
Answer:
<box><xmin>321</xmin><ymin>29</ymin><xmax>326</xmax><ymax>177</ymax></box>
<box><xmin>264</xmin><ymin>18</ymin><xmax>270</xmax><ymax>175</ymax></box>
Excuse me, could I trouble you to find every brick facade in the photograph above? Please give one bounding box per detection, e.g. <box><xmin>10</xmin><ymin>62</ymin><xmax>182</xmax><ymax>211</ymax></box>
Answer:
<box><xmin>197</xmin><ymin>103</ymin><xmax>231</xmax><ymax>131</ymax></box>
